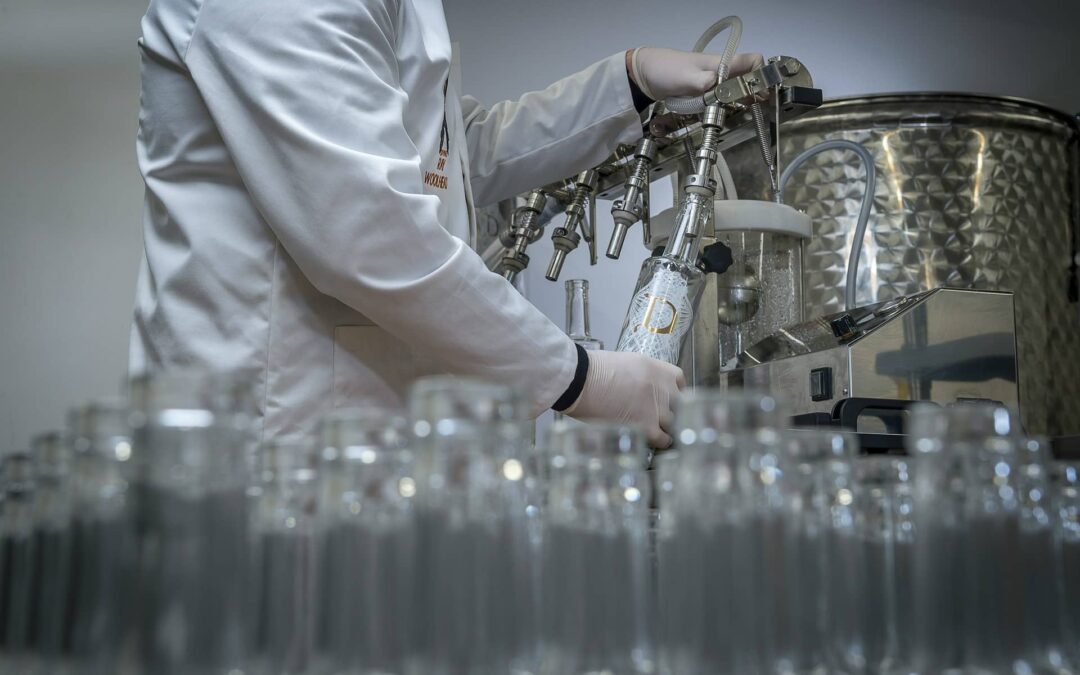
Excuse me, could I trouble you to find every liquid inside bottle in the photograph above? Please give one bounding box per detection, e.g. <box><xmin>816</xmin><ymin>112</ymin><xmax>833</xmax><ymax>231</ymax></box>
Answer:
<box><xmin>615</xmin><ymin>257</ymin><xmax>704</xmax><ymax>365</ymax></box>
<box><xmin>615</xmin><ymin>189</ymin><xmax>711</xmax><ymax>366</ymax></box>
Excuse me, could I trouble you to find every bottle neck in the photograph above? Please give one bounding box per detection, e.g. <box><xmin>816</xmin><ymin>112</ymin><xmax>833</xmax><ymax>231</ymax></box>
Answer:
<box><xmin>565</xmin><ymin>280</ymin><xmax>592</xmax><ymax>341</ymax></box>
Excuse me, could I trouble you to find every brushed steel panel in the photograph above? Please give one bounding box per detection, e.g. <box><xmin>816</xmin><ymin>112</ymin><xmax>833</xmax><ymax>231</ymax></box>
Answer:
<box><xmin>727</xmin><ymin>94</ymin><xmax>1079</xmax><ymax>434</ymax></box>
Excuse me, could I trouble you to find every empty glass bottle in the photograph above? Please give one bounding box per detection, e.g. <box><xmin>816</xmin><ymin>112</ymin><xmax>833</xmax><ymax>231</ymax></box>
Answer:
<box><xmin>955</xmin><ymin>406</ymin><xmax>1027</xmax><ymax>674</ymax></box>
<box><xmin>130</xmin><ymin>372</ymin><xmax>255</xmax><ymax>675</ymax></box>
<box><xmin>250</xmin><ymin>437</ymin><xmax>321</xmax><ymax>675</ymax></box>
<box><xmin>841</xmin><ymin>456</ymin><xmax>915</xmax><ymax>674</ymax></box>
<box><xmin>659</xmin><ymin>390</ymin><xmax>787</xmax><ymax>675</ymax></box>
<box><xmin>542</xmin><ymin>422</ymin><xmax>654</xmax><ymax>675</ymax></box>
<box><xmin>317</xmin><ymin>408</ymin><xmax>415</xmax><ymax>675</ymax></box>
<box><xmin>775</xmin><ymin>430</ymin><xmax>858</xmax><ymax>675</ymax></box>
<box><xmin>1015</xmin><ymin>437</ymin><xmax>1073</xmax><ymax>673</ymax></box>
<box><xmin>30</xmin><ymin>431</ymin><xmax>74</xmax><ymax>674</ymax></box>
<box><xmin>565</xmin><ymin>279</ymin><xmax>603</xmax><ymax>351</ymax></box>
<box><xmin>66</xmin><ymin>399</ymin><xmax>137</xmax><ymax>675</ymax></box>
<box><xmin>907</xmin><ymin>403</ymin><xmax>1048</xmax><ymax>674</ymax></box>
<box><xmin>0</xmin><ymin>449</ymin><xmax>35</xmax><ymax>672</ymax></box>
<box><xmin>906</xmin><ymin>404</ymin><xmax>966</xmax><ymax>674</ymax></box>
<box><xmin>1054</xmin><ymin>460</ymin><xmax>1080</xmax><ymax>667</ymax></box>
<box><xmin>409</xmin><ymin>377</ymin><xmax>538</xmax><ymax>675</ymax></box>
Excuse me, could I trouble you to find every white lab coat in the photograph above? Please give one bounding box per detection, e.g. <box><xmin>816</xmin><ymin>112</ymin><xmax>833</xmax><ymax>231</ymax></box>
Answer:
<box><xmin>130</xmin><ymin>0</ymin><xmax>643</xmax><ymax>440</ymax></box>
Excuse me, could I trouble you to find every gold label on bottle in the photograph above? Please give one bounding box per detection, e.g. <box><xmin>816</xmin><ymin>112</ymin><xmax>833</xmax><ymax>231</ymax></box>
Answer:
<box><xmin>640</xmin><ymin>294</ymin><xmax>678</xmax><ymax>335</ymax></box>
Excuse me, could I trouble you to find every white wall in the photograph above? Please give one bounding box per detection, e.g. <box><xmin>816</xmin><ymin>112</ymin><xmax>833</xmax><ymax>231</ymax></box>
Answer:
<box><xmin>0</xmin><ymin>61</ymin><xmax>144</xmax><ymax>450</ymax></box>
<box><xmin>0</xmin><ymin>0</ymin><xmax>1076</xmax><ymax>447</ymax></box>
<box><xmin>0</xmin><ymin>0</ymin><xmax>147</xmax><ymax>448</ymax></box>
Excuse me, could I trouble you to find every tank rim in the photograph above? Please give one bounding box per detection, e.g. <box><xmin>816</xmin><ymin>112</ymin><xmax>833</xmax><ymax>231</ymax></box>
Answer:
<box><xmin>809</xmin><ymin>91</ymin><xmax>1078</xmax><ymax>131</ymax></box>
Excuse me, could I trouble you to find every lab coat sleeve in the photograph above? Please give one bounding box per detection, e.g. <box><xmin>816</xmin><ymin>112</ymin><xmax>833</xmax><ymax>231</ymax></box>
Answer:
<box><xmin>461</xmin><ymin>52</ymin><xmax>644</xmax><ymax>207</ymax></box>
<box><xmin>183</xmin><ymin>0</ymin><xmax>578</xmax><ymax>415</ymax></box>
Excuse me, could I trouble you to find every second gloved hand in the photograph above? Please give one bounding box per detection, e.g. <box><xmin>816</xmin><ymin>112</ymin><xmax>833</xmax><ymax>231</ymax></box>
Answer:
<box><xmin>628</xmin><ymin>48</ymin><xmax>764</xmax><ymax>102</ymax></box>
<box><xmin>564</xmin><ymin>350</ymin><xmax>686</xmax><ymax>449</ymax></box>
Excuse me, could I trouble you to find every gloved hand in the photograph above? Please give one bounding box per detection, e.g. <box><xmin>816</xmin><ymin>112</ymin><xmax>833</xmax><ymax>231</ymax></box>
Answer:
<box><xmin>627</xmin><ymin>48</ymin><xmax>764</xmax><ymax>102</ymax></box>
<box><xmin>565</xmin><ymin>350</ymin><xmax>686</xmax><ymax>449</ymax></box>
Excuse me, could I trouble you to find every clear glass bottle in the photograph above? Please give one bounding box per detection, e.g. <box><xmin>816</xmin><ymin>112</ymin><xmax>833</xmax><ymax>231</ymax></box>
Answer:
<box><xmin>660</xmin><ymin>391</ymin><xmax>788</xmax><ymax>675</ymax></box>
<box><xmin>615</xmin><ymin>191</ymin><xmax>711</xmax><ymax>366</ymax></box>
<box><xmin>774</xmin><ymin>430</ymin><xmax>857</xmax><ymax>675</ymax></box>
<box><xmin>130</xmin><ymin>371</ymin><xmax>255</xmax><ymax>675</ymax></box>
<box><xmin>844</xmin><ymin>456</ymin><xmax>916</xmax><ymax>674</ymax></box>
<box><xmin>1053</xmin><ymin>460</ymin><xmax>1080</xmax><ymax>667</ymax></box>
<box><xmin>905</xmin><ymin>404</ymin><xmax>966</xmax><ymax>674</ymax></box>
<box><xmin>907</xmin><ymin>403</ymin><xmax>1047</xmax><ymax>674</ymax></box>
<box><xmin>66</xmin><ymin>399</ymin><xmax>137</xmax><ymax>675</ymax></box>
<box><xmin>408</xmin><ymin>377</ymin><xmax>538</xmax><ymax>675</ymax></box>
<box><xmin>29</xmin><ymin>430</ymin><xmax>74</xmax><ymax>674</ymax></box>
<box><xmin>615</xmin><ymin>257</ymin><xmax>705</xmax><ymax>366</ymax></box>
<box><xmin>542</xmin><ymin>422</ymin><xmax>653</xmax><ymax>675</ymax></box>
<box><xmin>0</xmin><ymin>449</ymin><xmax>36</xmax><ymax>672</ymax></box>
<box><xmin>1015</xmin><ymin>437</ymin><xmax>1072</xmax><ymax>673</ymax></box>
<box><xmin>953</xmin><ymin>405</ymin><xmax>1026</xmax><ymax>673</ymax></box>
<box><xmin>250</xmin><ymin>437</ymin><xmax>320</xmax><ymax>675</ymax></box>
<box><xmin>317</xmin><ymin>408</ymin><xmax>415</xmax><ymax>675</ymax></box>
<box><xmin>564</xmin><ymin>279</ymin><xmax>603</xmax><ymax>351</ymax></box>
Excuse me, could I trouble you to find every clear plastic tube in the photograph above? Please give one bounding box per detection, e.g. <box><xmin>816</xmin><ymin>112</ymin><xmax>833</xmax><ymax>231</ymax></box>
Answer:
<box><xmin>779</xmin><ymin>139</ymin><xmax>877</xmax><ymax>310</ymax></box>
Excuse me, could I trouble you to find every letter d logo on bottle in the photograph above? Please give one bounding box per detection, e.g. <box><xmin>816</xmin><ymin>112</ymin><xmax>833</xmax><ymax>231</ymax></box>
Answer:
<box><xmin>641</xmin><ymin>294</ymin><xmax>678</xmax><ymax>335</ymax></box>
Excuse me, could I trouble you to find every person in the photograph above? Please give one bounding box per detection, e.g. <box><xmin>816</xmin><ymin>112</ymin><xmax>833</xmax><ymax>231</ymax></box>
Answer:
<box><xmin>131</xmin><ymin>0</ymin><xmax>761</xmax><ymax>447</ymax></box>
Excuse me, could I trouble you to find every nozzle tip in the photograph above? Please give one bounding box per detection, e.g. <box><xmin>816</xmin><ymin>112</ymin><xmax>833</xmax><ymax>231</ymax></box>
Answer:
<box><xmin>606</xmin><ymin>223</ymin><xmax>630</xmax><ymax>260</ymax></box>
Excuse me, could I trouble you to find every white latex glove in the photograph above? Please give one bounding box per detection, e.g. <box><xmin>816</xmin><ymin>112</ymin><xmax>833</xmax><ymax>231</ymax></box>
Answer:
<box><xmin>565</xmin><ymin>350</ymin><xmax>686</xmax><ymax>449</ymax></box>
<box><xmin>628</xmin><ymin>48</ymin><xmax>764</xmax><ymax>102</ymax></box>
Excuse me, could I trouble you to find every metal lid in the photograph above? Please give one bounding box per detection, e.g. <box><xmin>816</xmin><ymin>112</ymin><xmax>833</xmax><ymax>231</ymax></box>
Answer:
<box><xmin>786</xmin><ymin>91</ymin><xmax>1079</xmax><ymax>137</ymax></box>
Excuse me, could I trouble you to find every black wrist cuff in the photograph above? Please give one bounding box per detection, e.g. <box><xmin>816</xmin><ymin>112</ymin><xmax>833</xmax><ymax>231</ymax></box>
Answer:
<box><xmin>628</xmin><ymin>75</ymin><xmax>653</xmax><ymax>113</ymax></box>
<box><xmin>552</xmin><ymin>344</ymin><xmax>589</xmax><ymax>412</ymax></box>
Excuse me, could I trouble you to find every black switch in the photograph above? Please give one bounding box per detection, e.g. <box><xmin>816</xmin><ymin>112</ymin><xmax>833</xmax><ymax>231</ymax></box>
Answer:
<box><xmin>810</xmin><ymin>367</ymin><xmax>833</xmax><ymax>402</ymax></box>
<box><xmin>830</xmin><ymin>314</ymin><xmax>858</xmax><ymax>340</ymax></box>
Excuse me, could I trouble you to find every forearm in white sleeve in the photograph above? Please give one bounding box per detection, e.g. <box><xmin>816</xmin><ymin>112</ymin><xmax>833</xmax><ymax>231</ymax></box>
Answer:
<box><xmin>184</xmin><ymin>0</ymin><xmax>577</xmax><ymax>415</ymax></box>
<box><xmin>461</xmin><ymin>52</ymin><xmax>644</xmax><ymax>207</ymax></box>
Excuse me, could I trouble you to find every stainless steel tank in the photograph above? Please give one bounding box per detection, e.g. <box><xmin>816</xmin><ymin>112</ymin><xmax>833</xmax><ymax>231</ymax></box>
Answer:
<box><xmin>727</xmin><ymin>93</ymin><xmax>1080</xmax><ymax>435</ymax></box>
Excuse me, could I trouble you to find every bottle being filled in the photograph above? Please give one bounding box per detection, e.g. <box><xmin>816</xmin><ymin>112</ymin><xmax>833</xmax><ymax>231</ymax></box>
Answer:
<box><xmin>616</xmin><ymin>104</ymin><xmax>725</xmax><ymax>366</ymax></box>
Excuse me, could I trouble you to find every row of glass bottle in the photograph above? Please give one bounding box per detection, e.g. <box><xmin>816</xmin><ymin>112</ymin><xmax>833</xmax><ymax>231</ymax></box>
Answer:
<box><xmin>2</xmin><ymin>372</ymin><xmax>1079</xmax><ymax>675</ymax></box>
<box><xmin>657</xmin><ymin>395</ymin><xmax>1080</xmax><ymax>675</ymax></box>
<box><xmin>0</xmin><ymin>371</ymin><xmax>650</xmax><ymax>675</ymax></box>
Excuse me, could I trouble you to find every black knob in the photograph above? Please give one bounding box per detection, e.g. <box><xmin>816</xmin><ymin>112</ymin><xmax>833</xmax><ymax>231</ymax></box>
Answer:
<box><xmin>700</xmin><ymin>241</ymin><xmax>734</xmax><ymax>275</ymax></box>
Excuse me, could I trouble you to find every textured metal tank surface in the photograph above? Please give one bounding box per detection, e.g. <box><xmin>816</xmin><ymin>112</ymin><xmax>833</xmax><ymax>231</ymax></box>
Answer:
<box><xmin>727</xmin><ymin>93</ymin><xmax>1080</xmax><ymax>435</ymax></box>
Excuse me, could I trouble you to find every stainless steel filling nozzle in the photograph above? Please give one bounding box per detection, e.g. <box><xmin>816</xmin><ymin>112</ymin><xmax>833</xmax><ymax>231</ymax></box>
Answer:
<box><xmin>499</xmin><ymin>190</ymin><xmax>548</xmax><ymax>283</ymax></box>
<box><xmin>607</xmin><ymin>137</ymin><xmax>657</xmax><ymax>260</ymax></box>
<box><xmin>544</xmin><ymin>170</ymin><xmax>597</xmax><ymax>282</ymax></box>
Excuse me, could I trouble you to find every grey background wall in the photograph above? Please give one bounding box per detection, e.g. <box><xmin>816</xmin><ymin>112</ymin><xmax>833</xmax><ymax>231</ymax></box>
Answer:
<box><xmin>0</xmin><ymin>0</ymin><xmax>1077</xmax><ymax>447</ymax></box>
